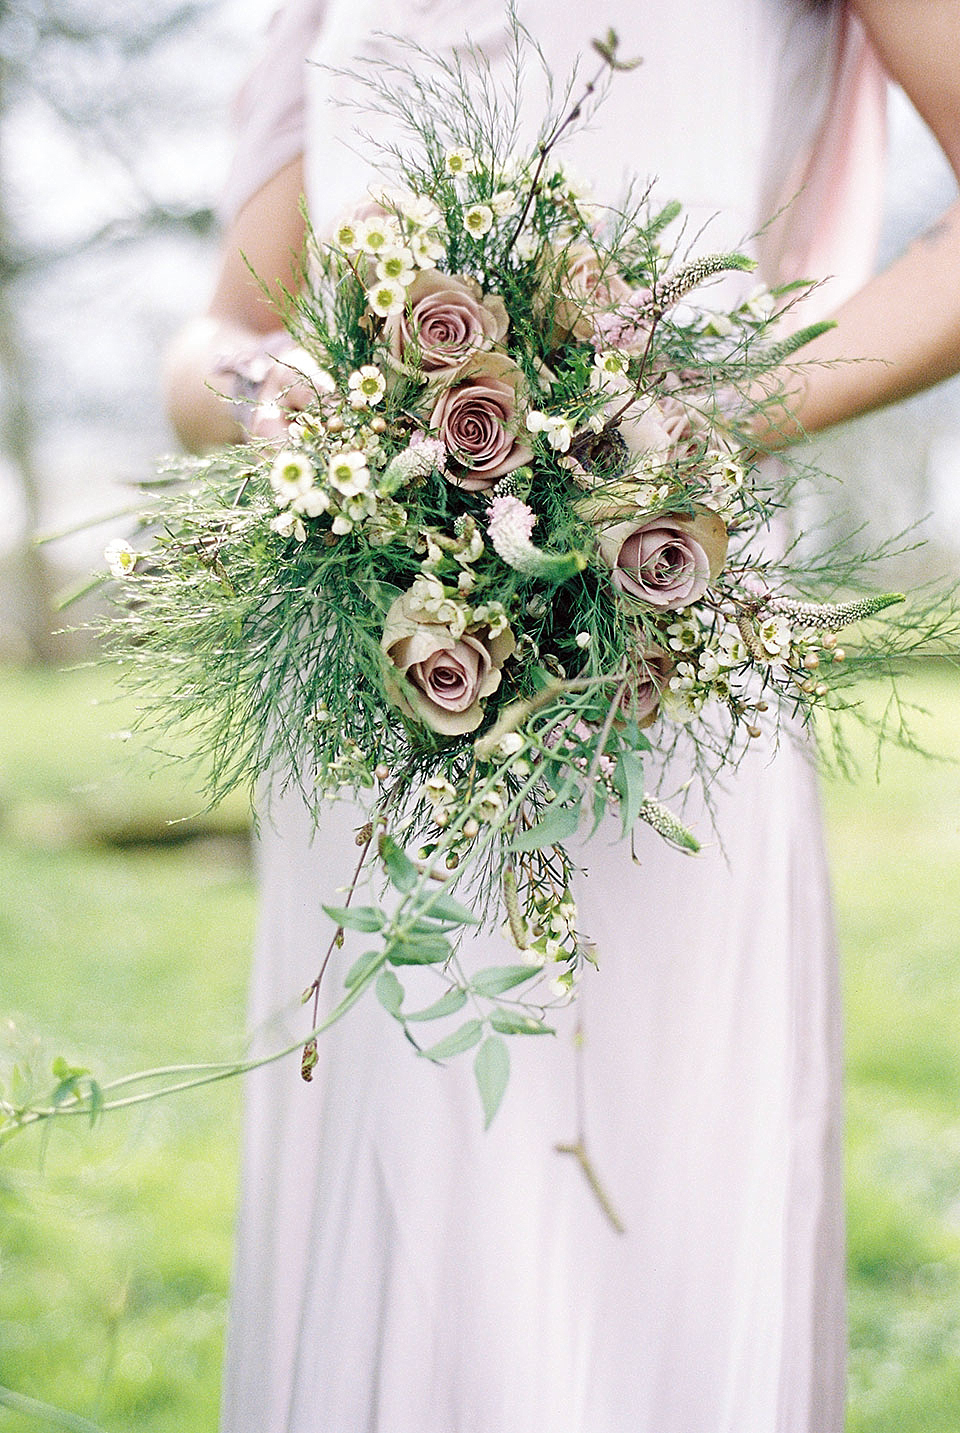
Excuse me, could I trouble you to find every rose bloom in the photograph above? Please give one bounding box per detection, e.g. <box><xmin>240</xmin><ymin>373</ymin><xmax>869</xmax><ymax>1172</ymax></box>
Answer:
<box><xmin>429</xmin><ymin>352</ymin><xmax>533</xmax><ymax>491</ymax></box>
<box><xmin>547</xmin><ymin>244</ymin><xmax>635</xmax><ymax>345</ymax></box>
<box><xmin>597</xmin><ymin>506</ymin><xmax>728</xmax><ymax>611</ymax></box>
<box><xmin>624</xmin><ymin>646</ymin><xmax>675</xmax><ymax>727</ymax></box>
<box><xmin>381</xmin><ymin>592</ymin><xmax>515</xmax><ymax>735</ymax></box>
<box><xmin>384</xmin><ymin>270</ymin><xmax>508</xmax><ymax>374</ymax></box>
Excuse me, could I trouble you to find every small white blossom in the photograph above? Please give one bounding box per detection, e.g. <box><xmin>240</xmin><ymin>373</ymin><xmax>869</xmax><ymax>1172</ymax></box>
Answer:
<box><xmin>347</xmin><ymin>365</ymin><xmax>387</xmax><ymax>408</ymax></box>
<box><xmin>698</xmin><ymin>648</ymin><xmax>723</xmax><ymax>681</ymax></box>
<box><xmin>411</xmin><ymin>231</ymin><xmax>446</xmax><ymax>268</ymax></box>
<box><xmin>327</xmin><ymin>449</ymin><xmax>371</xmax><ymax>497</ymax></box>
<box><xmin>334</xmin><ymin>220</ymin><xmax>360</xmax><ymax>251</ymax></box>
<box><xmin>476</xmin><ymin>790</ymin><xmax>504</xmax><ymax>822</ymax></box>
<box><xmin>376</xmin><ymin>248</ymin><xmax>416</xmax><ymax>287</ymax></box>
<box><xmin>104</xmin><ymin>538</ymin><xmax>138</xmax><ymax>578</ymax></box>
<box><xmin>575</xmin><ymin>631</ymin><xmax>592</xmax><ymax>649</ymax></box>
<box><xmin>666</xmin><ymin>616</ymin><xmax>702</xmax><ymax>654</ymax></box>
<box><xmin>294</xmin><ymin>487</ymin><xmax>331</xmax><ymax>518</ymax></box>
<box><xmin>444</xmin><ymin>146</ymin><xmax>477</xmax><ymax>177</ymax></box>
<box><xmin>269</xmin><ymin>450</ymin><xmax>316</xmax><ymax>505</ymax></box>
<box><xmin>525</xmin><ymin>410</ymin><xmax>574</xmax><ymax>452</ymax></box>
<box><xmin>397</xmin><ymin>192</ymin><xmax>443</xmax><ymax>229</ymax></box>
<box><xmin>366</xmin><ymin>278</ymin><xmax>407</xmax><ymax>318</ymax></box>
<box><xmin>703</xmin><ymin>311</ymin><xmax>735</xmax><ymax>338</ymax></box>
<box><xmin>490</xmin><ymin>732</ymin><xmax>525</xmax><ymax>760</ymax></box>
<box><xmin>717</xmin><ymin>624</ymin><xmax>748</xmax><ymax>667</ymax></box>
<box><xmin>463</xmin><ymin>204</ymin><xmax>495</xmax><ymax>238</ymax></box>
<box><xmin>514</xmin><ymin>229</ymin><xmax>539</xmax><ymax>262</ymax></box>
<box><xmin>471</xmin><ymin>601</ymin><xmax>510</xmax><ymax>638</ymax></box>
<box><xmin>593</xmin><ymin>349</ymin><xmax>629</xmax><ymax>378</ymax></box>
<box><xmin>758</xmin><ymin>616</ymin><xmax>793</xmax><ymax>659</ymax></box>
<box><xmin>270</xmin><ymin>510</ymin><xmax>307</xmax><ymax>542</ymax></box>
<box><xmin>490</xmin><ymin>188</ymin><xmax>518</xmax><ymax>218</ymax></box>
<box><xmin>742</xmin><ymin>284</ymin><xmax>775</xmax><ymax>321</ymax></box>
<box><xmin>355</xmin><ymin>215</ymin><xmax>401</xmax><ymax>255</ymax></box>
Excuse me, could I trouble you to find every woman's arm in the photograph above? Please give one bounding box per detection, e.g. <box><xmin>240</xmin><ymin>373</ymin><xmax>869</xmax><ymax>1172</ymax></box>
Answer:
<box><xmin>757</xmin><ymin>0</ymin><xmax>960</xmax><ymax>446</ymax></box>
<box><xmin>164</xmin><ymin>156</ymin><xmax>309</xmax><ymax>452</ymax></box>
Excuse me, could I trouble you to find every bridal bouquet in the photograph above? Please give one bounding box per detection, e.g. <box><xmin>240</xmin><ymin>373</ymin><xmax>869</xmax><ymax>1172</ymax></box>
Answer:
<box><xmin>91</xmin><ymin>26</ymin><xmax>926</xmax><ymax>1122</ymax></box>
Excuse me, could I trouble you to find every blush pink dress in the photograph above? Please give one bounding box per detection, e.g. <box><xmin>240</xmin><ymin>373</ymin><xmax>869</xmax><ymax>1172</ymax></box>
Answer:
<box><xmin>218</xmin><ymin>4</ymin><xmax>887</xmax><ymax>1430</ymax></box>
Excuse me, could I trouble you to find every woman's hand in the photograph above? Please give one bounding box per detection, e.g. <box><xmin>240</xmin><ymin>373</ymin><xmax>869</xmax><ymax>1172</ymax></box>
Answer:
<box><xmin>165</xmin><ymin>158</ymin><xmax>309</xmax><ymax>453</ymax></box>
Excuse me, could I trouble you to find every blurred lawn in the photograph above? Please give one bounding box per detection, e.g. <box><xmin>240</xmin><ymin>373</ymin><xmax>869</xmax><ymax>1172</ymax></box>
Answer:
<box><xmin>1</xmin><ymin>661</ymin><xmax>959</xmax><ymax>1431</ymax></box>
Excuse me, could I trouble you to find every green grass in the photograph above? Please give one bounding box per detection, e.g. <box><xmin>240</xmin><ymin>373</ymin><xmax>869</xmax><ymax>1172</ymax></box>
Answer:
<box><xmin>1</xmin><ymin>660</ymin><xmax>960</xmax><ymax>1431</ymax></box>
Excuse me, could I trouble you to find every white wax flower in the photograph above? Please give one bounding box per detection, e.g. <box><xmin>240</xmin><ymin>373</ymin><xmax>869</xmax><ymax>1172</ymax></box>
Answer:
<box><xmin>269</xmin><ymin>450</ymin><xmax>316</xmax><ymax>505</ymax></box>
<box><xmin>104</xmin><ymin>538</ymin><xmax>138</xmax><ymax>578</ymax></box>
<box><xmin>463</xmin><ymin>204</ymin><xmax>495</xmax><ymax>238</ymax></box>
<box><xmin>376</xmin><ymin>249</ymin><xmax>416</xmax><ymax>287</ymax></box>
<box><xmin>355</xmin><ymin>216</ymin><xmax>400</xmax><ymax>255</ymax></box>
<box><xmin>490</xmin><ymin>189</ymin><xmax>518</xmax><ymax>218</ymax></box>
<box><xmin>347</xmin><ymin>365</ymin><xmax>387</xmax><ymax>408</ymax></box>
<box><xmin>270</xmin><ymin>510</ymin><xmax>307</xmax><ymax>543</ymax></box>
<box><xmin>328</xmin><ymin>450</ymin><xmax>370</xmax><ymax>497</ymax></box>
<box><xmin>366</xmin><ymin>279</ymin><xmax>407</xmax><ymax>318</ymax></box>
<box><xmin>444</xmin><ymin>147</ymin><xmax>476</xmax><ymax>176</ymax></box>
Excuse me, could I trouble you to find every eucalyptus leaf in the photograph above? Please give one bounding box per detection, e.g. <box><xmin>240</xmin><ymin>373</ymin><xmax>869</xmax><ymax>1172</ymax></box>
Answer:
<box><xmin>322</xmin><ymin>903</ymin><xmax>384</xmax><ymax>933</ymax></box>
<box><xmin>474</xmin><ymin>1035</ymin><xmax>510</xmax><ymax>1128</ymax></box>
<box><xmin>422</xmin><ymin>891</ymin><xmax>479</xmax><ymax>926</ymax></box>
<box><xmin>419</xmin><ymin>1018</ymin><xmax>484</xmax><ymax>1062</ymax></box>
<box><xmin>375</xmin><ymin>968</ymin><xmax>405</xmax><ymax>1017</ymax></box>
<box><xmin>380</xmin><ymin>835</ymin><xmax>418</xmax><ymax>893</ymax></box>
<box><xmin>388</xmin><ymin>932</ymin><xmax>452</xmax><ymax>965</ymax></box>
<box><xmin>511</xmin><ymin>801</ymin><xmax>581</xmax><ymax>852</ymax></box>
<box><xmin>489</xmin><ymin>1010</ymin><xmax>554</xmax><ymax>1036</ymax></box>
<box><xmin>344</xmin><ymin>948</ymin><xmax>383</xmax><ymax>987</ymax></box>
<box><xmin>405</xmin><ymin>987</ymin><xmax>469</xmax><ymax>1022</ymax></box>
<box><xmin>613</xmin><ymin>748</ymin><xmax>645</xmax><ymax>836</ymax></box>
<box><xmin>470</xmin><ymin>964</ymin><xmax>542</xmax><ymax>997</ymax></box>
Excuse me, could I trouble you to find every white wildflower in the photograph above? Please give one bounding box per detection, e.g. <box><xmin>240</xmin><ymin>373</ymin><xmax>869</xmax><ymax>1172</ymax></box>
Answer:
<box><xmin>294</xmin><ymin>487</ymin><xmax>331</xmax><ymax>518</ymax></box>
<box><xmin>270</xmin><ymin>510</ymin><xmax>307</xmax><ymax>543</ymax></box>
<box><xmin>758</xmin><ymin>616</ymin><xmax>793</xmax><ymax>659</ymax></box>
<box><xmin>104</xmin><ymin>538</ymin><xmax>138</xmax><ymax>578</ymax></box>
<box><xmin>471</xmin><ymin>601</ymin><xmax>510</xmax><ymax>638</ymax></box>
<box><xmin>334</xmin><ymin>220</ymin><xmax>360</xmax><ymax>251</ymax></box>
<box><xmin>411</xmin><ymin>231</ymin><xmax>446</xmax><ymax>268</ymax></box>
<box><xmin>444</xmin><ymin>146</ymin><xmax>477</xmax><ymax>177</ymax></box>
<box><xmin>366</xmin><ymin>278</ymin><xmax>407</xmax><ymax>318</ymax></box>
<box><xmin>327</xmin><ymin>449</ymin><xmax>370</xmax><ymax>497</ymax></box>
<box><xmin>347</xmin><ymin>365</ymin><xmax>387</xmax><ymax>408</ymax></box>
<box><xmin>666</xmin><ymin>616</ymin><xmax>702</xmax><ymax>654</ymax></box>
<box><xmin>397</xmin><ymin>192</ymin><xmax>442</xmax><ymax>230</ymax></box>
<box><xmin>525</xmin><ymin>410</ymin><xmax>574</xmax><ymax>452</ymax></box>
<box><xmin>476</xmin><ymin>790</ymin><xmax>504</xmax><ymax>822</ymax></box>
<box><xmin>514</xmin><ymin>229</ymin><xmax>539</xmax><ymax>263</ymax></box>
<box><xmin>575</xmin><ymin>631</ymin><xmax>592</xmax><ymax>649</ymax></box>
<box><xmin>717</xmin><ymin>624</ymin><xmax>748</xmax><ymax>667</ymax></box>
<box><xmin>269</xmin><ymin>450</ymin><xmax>316</xmax><ymax>505</ymax></box>
<box><xmin>376</xmin><ymin>248</ymin><xmax>416</xmax><ymax>287</ymax></box>
<box><xmin>355</xmin><ymin>215</ymin><xmax>401</xmax><ymax>255</ymax></box>
<box><xmin>464</xmin><ymin>204</ymin><xmax>495</xmax><ymax>238</ymax></box>
<box><xmin>490</xmin><ymin>188</ymin><xmax>518</xmax><ymax>218</ymax></box>
<box><xmin>742</xmin><ymin>284</ymin><xmax>775</xmax><ymax>322</ymax></box>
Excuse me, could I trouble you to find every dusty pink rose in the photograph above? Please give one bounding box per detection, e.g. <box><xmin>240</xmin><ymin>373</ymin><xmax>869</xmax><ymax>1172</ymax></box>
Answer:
<box><xmin>429</xmin><ymin>352</ymin><xmax>533</xmax><ymax>491</ymax></box>
<box><xmin>625</xmin><ymin>646</ymin><xmax>675</xmax><ymax>727</ymax></box>
<box><xmin>598</xmin><ymin>507</ymin><xmax>728</xmax><ymax>610</ymax></box>
<box><xmin>381</xmin><ymin>592</ymin><xmax>515</xmax><ymax>736</ymax></box>
<box><xmin>384</xmin><ymin>270</ymin><xmax>508</xmax><ymax>374</ymax></box>
<box><xmin>548</xmin><ymin>244</ymin><xmax>635</xmax><ymax>344</ymax></box>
